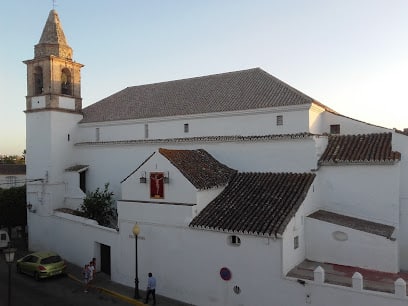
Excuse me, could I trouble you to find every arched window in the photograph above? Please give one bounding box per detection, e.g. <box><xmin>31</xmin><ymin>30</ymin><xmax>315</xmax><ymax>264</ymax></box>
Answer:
<box><xmin>34</xmin><ymin>66</ymin><xmax>43</xmax><ymax>95</ymax></box>
<box><xmin>61</xmin><ymin>68</ymin><xmax>72</xmax><ymax>95</ymax></box>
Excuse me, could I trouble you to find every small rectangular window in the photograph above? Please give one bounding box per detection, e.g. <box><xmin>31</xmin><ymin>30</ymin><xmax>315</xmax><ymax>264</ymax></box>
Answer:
<box><xmin>95</xmin><ymin>128</ymin><xmax>100</xmax><ymax>141</ymax></box>
<box><xmin>144</xmin><ymin>124</ymin><xmax>149</xmax><ymax>139</ymax></box>
<box><xmin>294</xmin><ymin>236</ymin><xmax>299</xmax><ymax>249</ymax></box>
<box><xmin>330</xmin><ymin>124</ymin><xmax>340</xmax><ymax>134</ymax></box>
<box><xmin>67</xmin><ymin>134</ymin><xmax>70</xmax><ymax>141</ymax></box>
<box><xmin>184</xmin><ymin>123</ymin><xmax>189</xmax><ymax>133</ymax></box>
<box><xmin>276</xmin><ymin>115</ymin><xmax>283</xmax><ymax>126</ymax></box>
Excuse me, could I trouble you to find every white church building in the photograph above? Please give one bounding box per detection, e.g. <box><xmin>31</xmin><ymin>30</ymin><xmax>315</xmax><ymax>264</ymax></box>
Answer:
<box><xmin>25</xmin><ymin>10</ymin><xmax>408</xmax><ymax>306</ymax></box>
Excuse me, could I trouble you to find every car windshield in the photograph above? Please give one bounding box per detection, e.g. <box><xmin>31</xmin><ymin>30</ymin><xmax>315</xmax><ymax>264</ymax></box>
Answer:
<box><xmin>40</xmin><ymin>255</ymin><xmax>62</xmax><ymax>264</ymax></box>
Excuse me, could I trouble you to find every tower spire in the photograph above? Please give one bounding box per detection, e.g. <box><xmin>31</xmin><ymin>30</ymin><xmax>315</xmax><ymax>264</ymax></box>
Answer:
<box><xmin>35</xmin><ymin>10</ymin><xmax>72</xmax><ymax>59</ymax></box>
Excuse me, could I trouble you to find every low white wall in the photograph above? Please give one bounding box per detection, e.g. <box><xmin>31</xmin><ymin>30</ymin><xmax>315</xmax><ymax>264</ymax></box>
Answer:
<box><xmin>305</xmin><ymin>217</ymin><xmax>398</xmax><ymax>273</ymax></box>
<box><xmin>28</xmin><ymin>212</ymin><xmax>120</xmax><ymax>277</ymax></box>
<box><xmin>27</xmin><ymin>210</ymin><xmax>408</xmax><ymax>306</ymax></box>
<box><xmin>318</xmin><ymin>165</ymin><xmax>400</xmax><ymax>225</ymax></box>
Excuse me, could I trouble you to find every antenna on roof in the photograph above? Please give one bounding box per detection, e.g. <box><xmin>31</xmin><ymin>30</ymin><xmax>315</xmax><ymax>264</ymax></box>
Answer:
<box><xmin>52</xmin><ymin>0</ymin><xmax>57</xmax><ymax>10</ymax></box>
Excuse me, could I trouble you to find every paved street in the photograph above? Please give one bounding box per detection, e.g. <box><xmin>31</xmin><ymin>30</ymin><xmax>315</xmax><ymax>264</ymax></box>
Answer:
<box><xmin>0</xmin><ymin>238</ymin><xmax>193</xmax><ymax>306</ymax></box>
<box><xmin>0</xmin><ymin>257</ymin><xmax>132</xmax><ymax>306</ymax></box>
<box><xmin>0</xmin><ymin>237</ymin><xmax>131</xmax><ymax>306</ymax></box>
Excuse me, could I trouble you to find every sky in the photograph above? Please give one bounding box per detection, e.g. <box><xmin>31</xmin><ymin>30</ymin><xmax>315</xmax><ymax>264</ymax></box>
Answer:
<box><xmin>1</xmin><ymin>0</ymin><xmax>407</xmax><ymax>155</ymax></box>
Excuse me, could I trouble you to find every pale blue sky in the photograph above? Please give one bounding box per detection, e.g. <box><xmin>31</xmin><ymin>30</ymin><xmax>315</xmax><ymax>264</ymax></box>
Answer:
<box><xmin>1</xmin><ymin>0</ymin><xmax>407</xmax><ymax>155</ymax></box>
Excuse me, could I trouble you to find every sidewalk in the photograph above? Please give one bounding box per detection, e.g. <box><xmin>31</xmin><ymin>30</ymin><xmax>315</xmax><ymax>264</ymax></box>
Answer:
<box><xmin>66</xmin><ymin>262</ymin><xmax>194</xmax><ymax>306</ymax></box>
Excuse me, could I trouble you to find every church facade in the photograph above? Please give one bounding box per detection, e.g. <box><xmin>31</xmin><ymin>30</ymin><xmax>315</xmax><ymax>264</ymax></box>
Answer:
<box><xmin>24</xmin><ymin>10</ymin><xmax>408</xmax><ymax>306</ymax></box>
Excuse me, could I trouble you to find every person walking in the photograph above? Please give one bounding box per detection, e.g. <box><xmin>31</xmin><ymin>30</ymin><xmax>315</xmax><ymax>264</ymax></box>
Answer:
<box><xmin>144</xmin><ymin>272</ymin><xmax>157</xmax><ymax>305</ymax></box>
<box><xmin>88</xmin><ymin>261</ymin><xmax>95</xmax><ymax>288</ymax></box>
<box><xmin>82</xmin><ymin>264</ymin><xmax>90</xmax><ymax>293</ymax></box>
<box><xmin>91</xmin><ymin>258</ymin><xmax>97</xmax><ymax>279</ymax></box>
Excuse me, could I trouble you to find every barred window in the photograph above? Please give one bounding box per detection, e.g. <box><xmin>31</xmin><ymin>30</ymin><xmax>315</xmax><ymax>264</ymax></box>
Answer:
<box><xmin>276</xmin><ymin>115</ymin><xmax>283</xmax><ymax>126</ymax></box>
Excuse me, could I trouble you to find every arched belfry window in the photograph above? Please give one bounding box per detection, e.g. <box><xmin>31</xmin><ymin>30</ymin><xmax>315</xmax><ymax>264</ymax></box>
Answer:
<box><xmin>34</xmin><ymin>66</ymin><xmax>43</xmax><ymax>95</ymax></box>
<box><xmin>61</xmin><ymin>68</ymin><xmax>72</xmax><ymax>95</ymax></box>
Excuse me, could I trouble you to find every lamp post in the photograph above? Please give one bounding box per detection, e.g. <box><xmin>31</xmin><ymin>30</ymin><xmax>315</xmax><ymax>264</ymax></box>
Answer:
<box><xmin>132</xmin><ymin>223</ymin><xmax>140</xmax><ymax>299</ymax></box>
<box><xmin>4</xmin><ymin>245</ymin><xmax>17</xmax><ymax>306</ymax></box>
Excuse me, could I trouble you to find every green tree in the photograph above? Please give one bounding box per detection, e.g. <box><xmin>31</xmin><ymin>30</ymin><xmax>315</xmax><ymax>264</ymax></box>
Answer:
<box><xmin>0</xmin><ymin>185</ymin><xmax>27</xmax><ymax>235</ymax></box>
<box><xmin>80</xmin><ymin>183</ymin><xmax>115</xmax><ymax>226</ymax></box>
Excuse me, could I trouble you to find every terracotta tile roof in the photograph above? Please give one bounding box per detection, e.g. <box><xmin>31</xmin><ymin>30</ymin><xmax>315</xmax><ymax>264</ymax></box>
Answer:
<box><xmin>190</xmin><ymin>172</ymin><xmax>315</xmax><ymax>237</ymax></box>
<box><xmin>0</xmin><ymin>164</ymin><xmax>26</xmax><ymax>175</ymax></box>
<box><xmin>80</xmin><ymin>68</ymin><xmax>325</xmax><ymax>123</ymax></box>
<box><xmin>159</xmin><ymin>148</ymin><xmax>236</xmax><ymax>190</ymax></box>
<box><xmin>319</xmin><ymin>133</ymin><xmax>401</xmax><ymax>165</ymax></box>
<box><xmin>308</xmin><ymin>210</ymin><xmax>395</xmax><ymax>239</ymax></box>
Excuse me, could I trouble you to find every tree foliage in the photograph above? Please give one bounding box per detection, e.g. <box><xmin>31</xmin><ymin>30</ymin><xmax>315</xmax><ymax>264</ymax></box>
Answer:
<box><xmin>80</xmin><ymin>183</ymin><xmax>115</xmax><ymax>226</ymax></box>
<box><xmin>0</xmin><ymin>185</ymin><xmax>27</xmax><ymax>234</ymax></box>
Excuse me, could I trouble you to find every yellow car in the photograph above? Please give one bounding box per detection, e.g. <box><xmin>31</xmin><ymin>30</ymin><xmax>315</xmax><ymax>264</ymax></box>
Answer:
<box><xmin>16</xmin><ymin>251</ymin><xmax>66</xmax><ymax>280</ymax></box>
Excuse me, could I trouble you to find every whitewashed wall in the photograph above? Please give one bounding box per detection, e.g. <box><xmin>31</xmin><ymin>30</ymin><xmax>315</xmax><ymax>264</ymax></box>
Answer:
<box><xmin>282</xmin><ymin>180</ymin><xmax>320</xmax><ymax>274</ymax></box>
<box><xmin>322</xmin><ymin>112</ymin><xmax>390</xmax><ymax>135</ymax></box>
<box><xmin>76</xmin><ymin>106</ymin><xmax>310</xmax><ymax>143</ymax></box>
<box><xmin>72</xmin><ymin>137</ymin><xmax>320</xmax><ymax>204</ymax></box>
<box><xmin>63</xmin><ymin>171</ymin><xmax>86</xmax><ymax>210</ymax></box>
<box><xmin>27</xmin><ymin>211</ymin><xmax>119</xmax><ymax>276</ymax></box>
<box><xmin>28</xmin><ymin>208</ymin><xmax>408</xmax><ymax>306</ymax></box>
<box><xmin>305</xmin><ymin>217</ymin><xmax>398</xmax><ymax>273</ymax></box>
<box><xmin>317</xmin><ymin>165</ymin><xmax>400</xmax><ymax>225</ymax></box>
<box><xmin>121</xmin><ymin>152</ymin><xmax>197</xmax><ymax>204</ymax></box>
<box><xmin>393</xmin><ymin>132</ymin><xmax>408</xmax><ymax>270</ymax></box>
<box><xmin>115</xmin><ymin>216</ymin><xmax>285</xmax><ymax>306</ymax></box>
<box><xmin>26</xmin><ymin>111</ymin><xmax>82</xmax><ymax>182</ymax></box>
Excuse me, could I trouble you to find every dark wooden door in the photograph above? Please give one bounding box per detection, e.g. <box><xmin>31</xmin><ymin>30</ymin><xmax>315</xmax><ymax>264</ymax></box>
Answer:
<box><xmin>100</xmin><ymin>244</ymin><xmax>111</xmax><ymax>275</ymax></box>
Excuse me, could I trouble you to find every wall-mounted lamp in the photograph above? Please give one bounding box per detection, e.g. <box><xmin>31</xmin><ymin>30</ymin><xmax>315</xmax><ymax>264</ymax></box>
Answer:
<box><xmin>139</xmin><ymin>171</ymin><xmax>147</xmax><ymax>183</ymax></box>
<box><xmin>164</xmin><ymin>171</ymin><xmax>170</xmax><ymax>184</ymax></box>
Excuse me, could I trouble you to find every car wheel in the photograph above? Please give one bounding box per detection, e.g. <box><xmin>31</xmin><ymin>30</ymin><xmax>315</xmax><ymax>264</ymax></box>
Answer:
<box><xmin>34</xmin><ymin>272</ymin><xmax>40</xmax><ymax>281</ymax></box>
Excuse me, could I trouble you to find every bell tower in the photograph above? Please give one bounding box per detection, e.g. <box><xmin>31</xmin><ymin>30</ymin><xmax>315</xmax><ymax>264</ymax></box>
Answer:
<box><xmin>24</xmin><ymin>10</ymin><xmax>84</xmax><ymax>221</ymax></box>
<box><xmin>24</xmin><ymin>10</ymin><xmax>83</xmax><ymax>112</ymax></box>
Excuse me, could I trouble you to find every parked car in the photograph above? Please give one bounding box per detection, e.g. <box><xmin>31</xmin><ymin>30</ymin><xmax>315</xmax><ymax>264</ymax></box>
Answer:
<box><xmin>16</xmin><ymin>251</ymin><xmax>66</xmax><ymax>280</ymax></box>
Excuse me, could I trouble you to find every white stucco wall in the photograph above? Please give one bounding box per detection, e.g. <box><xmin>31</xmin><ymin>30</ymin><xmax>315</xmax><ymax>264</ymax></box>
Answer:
<box><xmin>282</xmin><ymin>180</ymin><xmax>320</xmax><ymax>274</ymax></box>
<box><xmin>317</xmin><ymin>165</ymin><xmax>400</xmax><ymax>225</ymax></box>
<box><xmin>70</xmin><ymin>137</ymin><xmax>320</xmax><ymax>205</ymax></box>
<box><xmin>391</xmin><ymin>132</ymin><xmax>408</xmax><ymax>269</ymax></box>
<box><xmin>28</xmin><ymin>208</ymin><xmax>408</xmax><ymax>306</ymax></box>
<box><xmin>322</xmin><ymin>112</ymin><xmax>390</xmax><ymax>135</ymax></box>
<box><xmin>27</xmin><ymin>212</ymin><xmax>119</xmax><ymax>274</ymax></box>
<box><xmin>77</xmin><ymin>106</ymin><xmax>311</xmax><ymax>144</ymax></box>
<box><xmin>115</xmin><ymin>219</ymin><xmax>286</xmax><ymax>306</ymax></box>
<box><xmin>121</xmin><ymin>152</ymin><xmax>197</xmax><ymax>204</ymax></box>
<box><xmin>305</xmin><ymin>217</ymin><xmax>398</xmax><ymax>273</ymax></box>
<box><xmin>64</xmin><ymin>171</ymin><xmax>86</xmax><ymax>210</ymax></box>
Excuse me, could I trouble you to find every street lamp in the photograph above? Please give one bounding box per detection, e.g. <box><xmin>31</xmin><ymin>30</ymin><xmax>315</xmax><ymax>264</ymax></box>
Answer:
<box><xmin>4</xmin><ymin>245</ymin><xmax>17</xmax><ymax>306</ymax></box>
<box><xmin>132</xmin><ymin>223</ymin><xmax>140</xmax><ymax>299</ymax></box>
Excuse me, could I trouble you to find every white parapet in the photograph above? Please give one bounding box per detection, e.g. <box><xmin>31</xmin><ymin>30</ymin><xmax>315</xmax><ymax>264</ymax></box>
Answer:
<box><xmin>352</xmin><ymin>272</ymin><xmax>363</xmax><ymax>291</ymax></box>
<box><xmin>394</xmin><ymin>278</ymin><xmax>407</xmax><ymax>297</ymax></box>
<box><xmin>314</xmin><ymin>266</ymin><xmax>325</xmax><ymax>284</ymax></box>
